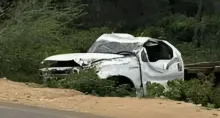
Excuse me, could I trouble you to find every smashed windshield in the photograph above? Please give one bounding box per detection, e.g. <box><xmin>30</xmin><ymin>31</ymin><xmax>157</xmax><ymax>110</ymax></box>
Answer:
<box><xmin>87</xmin><ymin>40</ymin><xmax>141</xmax><ymax>54</ymax></box>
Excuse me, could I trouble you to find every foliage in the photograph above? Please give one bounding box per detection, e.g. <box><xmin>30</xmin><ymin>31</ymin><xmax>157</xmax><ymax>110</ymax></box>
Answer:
<box><xmin>0</xmin><ymin>0</ymin><xmax>111</xmax><ymax>82</ymax></box>
<box><xmin>137</xmin><ymin>14</ymin><xmax>220</xmax><ymax>63</ymax></box>
<box><xmin>45</xmin><ymin>68</ymin><xmax>136</xmax><ymax>97</ymax></box>
<box><xmin>146</xmin><ymin>81</ymin><xmax>165</xmax><ymax>98</ymax></box>
<box><xmin>0</xmin><ymin>0</ymin><xmax>220</xmax><ymax>108</ymax></box>
<box><xmin>138</xmin><ymin>14</ymin><xmax>196</xmax><ymax>42</ymax></box>
<box><xmin>164</xmin><ymin>79</ymin><xmax>186</xmax><ymax>100</ymax></box>
<box><xmin>146</xmin><ymin>76</ymin><xmax>219</xmax><ymax>108</ymax></box>
<box><xmin>211</xmin><ymin>87</ymin><xmax>220</xmax><ymax>108</ymax></box>
<box><xmin>183</xmin><ymin>79</ymin><xmax>213</xmax><ymax>105</ymax></box>
<box><xmin>0</xmin><ymin>0</ymin><xmax>220</xmax><ymax>82</ymax></box>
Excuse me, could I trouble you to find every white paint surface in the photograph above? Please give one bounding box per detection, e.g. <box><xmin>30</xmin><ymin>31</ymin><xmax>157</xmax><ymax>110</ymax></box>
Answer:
<box><xmin>40</xmin><ymin>33</ymin><xmax>185</xmax><ymax>96</ymax></box>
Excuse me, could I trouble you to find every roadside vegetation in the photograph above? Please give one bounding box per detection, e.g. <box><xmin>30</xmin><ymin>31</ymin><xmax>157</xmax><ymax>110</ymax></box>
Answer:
<box><xmin>45</xmin><ymin>68</ymin><xmax>136</xmax><ymax>97</ymax></box>
<box><xmin>1</xmin><ymin>0</ymin><xmax>220</xmax><ymax>109</ymax></box>
<box><xmin>147</xmin><ymin>73</ymin><xmax>220</xmax><ymax>109</ymax></box>
<box><xmin>43</xmin><ymin>67</ymin><xmax>220</xmax><ymax>109</ymax></box>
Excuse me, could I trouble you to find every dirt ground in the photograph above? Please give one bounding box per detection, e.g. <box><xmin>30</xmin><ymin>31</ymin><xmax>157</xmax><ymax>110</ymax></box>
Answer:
<box><xmin>0</xmin><ymin>78</ymin><xmax>219</xmax><ymax>118</ymax></box>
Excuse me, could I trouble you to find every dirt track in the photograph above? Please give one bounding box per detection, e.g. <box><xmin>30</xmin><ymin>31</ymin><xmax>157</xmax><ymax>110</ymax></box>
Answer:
<box><xmin>0</xmin><ymin>78</ymin><xmax>219</xmax><ymax>118</ymax></box>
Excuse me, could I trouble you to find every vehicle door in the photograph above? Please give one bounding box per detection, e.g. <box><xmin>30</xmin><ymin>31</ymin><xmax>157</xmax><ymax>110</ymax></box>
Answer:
<box><xmin>139</xmin><ymin>40</ymin><xmax>184</xmax><ymax>87</ymax></box>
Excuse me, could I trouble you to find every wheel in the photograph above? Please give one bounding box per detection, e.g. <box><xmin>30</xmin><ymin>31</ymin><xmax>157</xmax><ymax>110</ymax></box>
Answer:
<box><xmin>107</xmin><ymin>76</ymin><xmax>135</xmax><ymax>92</ymax></box>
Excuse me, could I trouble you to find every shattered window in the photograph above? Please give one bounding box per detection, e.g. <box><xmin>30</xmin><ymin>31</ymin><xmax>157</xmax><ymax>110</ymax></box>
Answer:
<box><xmin>88</xmin><ymin>40</ymin><xmax>141</xmax><ymax>54</ymax></box>
<box><xmin>144</xmin><ymin>41</ymin><xmax>173</xmax><ymax>62</ymax></box>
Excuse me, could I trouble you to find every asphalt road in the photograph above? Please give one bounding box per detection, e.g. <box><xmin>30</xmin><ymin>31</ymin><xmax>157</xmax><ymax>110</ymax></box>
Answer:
<box><xmin>0</xmin><ymin>102</ymin><xmax>111</xmax><ymax>118</ymax></box>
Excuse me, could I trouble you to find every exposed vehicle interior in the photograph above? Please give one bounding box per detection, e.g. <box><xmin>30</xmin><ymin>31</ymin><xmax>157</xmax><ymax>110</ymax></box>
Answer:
<box><xmin>143</xmin><ymin>41</ymin><xmax>173</xmax><ymax>62</ymax></box>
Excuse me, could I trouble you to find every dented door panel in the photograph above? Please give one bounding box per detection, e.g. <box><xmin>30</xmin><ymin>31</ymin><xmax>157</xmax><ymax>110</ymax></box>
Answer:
<box><xmin>139</xmin><ymin>40</ymin><xmax>184</xmax><ymax>87</ymax></box>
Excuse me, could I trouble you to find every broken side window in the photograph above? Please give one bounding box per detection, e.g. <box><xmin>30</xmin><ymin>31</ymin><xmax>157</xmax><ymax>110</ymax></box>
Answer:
<box><xmin>144</xmin><ymin>41</ymin><xmax>173</xmax><ymax>62</ymax></box>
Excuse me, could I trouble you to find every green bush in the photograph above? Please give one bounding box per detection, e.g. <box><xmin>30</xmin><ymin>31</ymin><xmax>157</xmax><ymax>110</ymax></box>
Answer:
<box><xmin>146</xmin><ymin>81</ymin><xmax>165</xmax><ymax>98</ymax></box>
<box><xmin>159</xmin><ymin>14</ymin><xmax>196</xmax><ymax>42</ymax></box>
<box><xmin>135</xmin><ymin>14</ymin><xmax>220</xmax><ymax>64</ymax></box>
<box><xmin>0</xmin><ymin>0</ymin><xmax>80</xmax><ymax>82</ymax></box>
<box><xmin>164</xmin><ymin>79</ymin><xmax>186</xmax><ymax>101</ymax></box>
<box><xmin>112</xmin><ymin>84</ymin><xmax>136</xmax><ymax>97</ymax></box>
<box><xmin>138</xmin><ymin>14</ymin><xmax>196</xmax><ymax>42</ymax></box>
<box><xmin>137</xmin><ymin>14</ymin><xmax>220</xmax><ymax>63</ymax></box>
<box><xmin>146</xmin><ymin>77</ymin><xmax>216</xmax><ymax>107</ymax></box>
<box><xmin>0</xmin><ymin>0</ymin><xmax>111</xmax><ymax>83</ymax></box>
<box><xmin>211</xmin><ymin>87</ymin><xmax>220</xmax><ymax>108</ymax></box>
<box><xmin>45</xmin><ymin>68</ymin><xmax>136</xmax><ymax>97</ymax></box>
<box><xmin>183</xmin><ymin>79</ymin><xmax>213</xmax><ymax>105</ymax></box>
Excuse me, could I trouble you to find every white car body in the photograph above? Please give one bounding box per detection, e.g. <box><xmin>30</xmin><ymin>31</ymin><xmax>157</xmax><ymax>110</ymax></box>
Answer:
<box><xmin>39</xmin><ymin>33</ymin><xmax>184</xmax><ymax>96</ymax></box>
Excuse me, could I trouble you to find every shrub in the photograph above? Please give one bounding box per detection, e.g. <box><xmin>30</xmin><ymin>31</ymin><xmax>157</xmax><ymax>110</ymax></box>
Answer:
<box><xmin>0</xmin><ymin>0</ymin><xmax>83</xmax><ymax>82</ymax></box>
<box><xmin>164</xmin><ymin>79</ymin><xmax>186</xmax><ymax>101</ymax></box>
<box><xmin>159</xmin><ymin>14</ymin><xmax>196</xmax><ymax>42</ymax></box>
<box><xmin>183</xmin><ymin>79</ymin><xmax>213</xmax><ymax>105</ymax></box>
<box><xmin>138</xmin><ymin>27</ymin><xmax>165</xmax><ymax>39</ymax></box>
<box><xmin>45</xmin><ymin>68</ymin><xmax>136</xmax><ymax>97</ymax></box>
<box><xmin>0</xmin><ymin>0</ymin><xmax>112</xmax><ymax>83</ymax></box>
<box><xmin>146</xmin><ymin>77</ymin><xmax>215</xmax><ymax>107</ymax></box>
<box><xmin>211</xmin><ymin>87</ymin><xmax>220</xmax><ymax>108</ymax></box>
<box><xmin>113</xmin><ymin>84</ymin><xmax>136</xmax><ymax>97</ymax></box>
<box><xmin>138</xmin><ymin>14</ymin><xmax>196</xmax><ymax>42</ymax></box>
<box><xmin>146</xmin><ymin>81</ymin><xmax>165</xmax><ymax>98</ymax></box>
<box><xmin>136</xmin><ymin>14</ymin><xmax>220</xmax><ymax>64</ymax></box>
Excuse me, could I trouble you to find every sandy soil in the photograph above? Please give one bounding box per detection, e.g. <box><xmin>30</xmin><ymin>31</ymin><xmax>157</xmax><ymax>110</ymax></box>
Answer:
<box><xmin>0</xmin><ymin>78</ymin><xmax>219</xmax><ymax>118</ymax></box>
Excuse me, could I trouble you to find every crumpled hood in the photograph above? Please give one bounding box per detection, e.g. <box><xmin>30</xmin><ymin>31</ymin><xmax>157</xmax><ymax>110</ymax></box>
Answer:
<box><xmin>42</xmin><ymin>53</ymin><xmax>125</xmax><ymax>66</ymax></box>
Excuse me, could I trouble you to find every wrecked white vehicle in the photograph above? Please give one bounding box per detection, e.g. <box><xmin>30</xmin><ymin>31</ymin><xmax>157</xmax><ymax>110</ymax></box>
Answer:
<box><xmin>39</xmin><ymin>33</ymin><xmax>184</xmax><ymax>96</ymax></box>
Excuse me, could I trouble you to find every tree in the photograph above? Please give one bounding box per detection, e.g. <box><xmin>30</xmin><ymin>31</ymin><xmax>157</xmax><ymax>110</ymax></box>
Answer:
<box><xmin>193</xmin><ymin>0</ymin><xmax>203</xmax><ymax>48</ymax></box>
